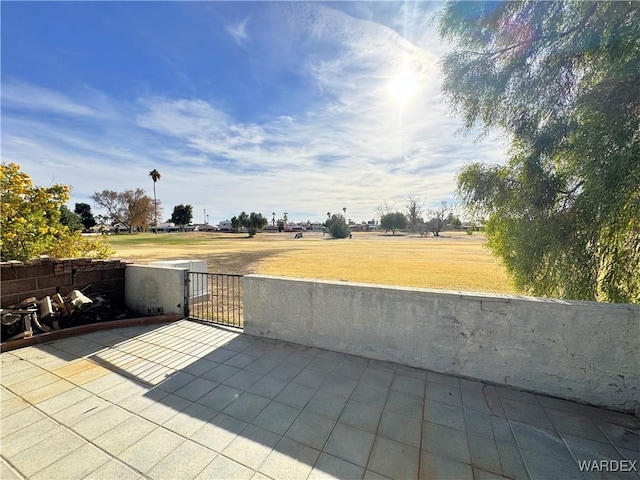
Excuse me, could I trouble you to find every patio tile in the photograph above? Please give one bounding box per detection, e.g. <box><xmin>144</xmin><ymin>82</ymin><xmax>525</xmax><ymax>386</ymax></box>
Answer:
<box><xmin>367</xmin><ymin>359</ymin><xmax>397</xmax><ymax>373</ymax></box>
<box><xmin>339</xmin><ymin>399</ymin><xmax>384</xmax><ymax>433</ymax></box>
<box><xmin>7</xmin><ymin>428</ymin><xmax>85</xmax><ymax>478</ymax></box>
<box><xmin>309</xmin><ymin>453</ymin><xmax>365</xmax><ymax>480</ymax></box>
<box><xmin>491</xmin><ymin>415</ymin><xmax>516</xmax><ymax>444</ymax></box>
<box><xmin>501</xmin><ymin>398</ymin><xmax>554</xmax><ymax>430</ymax></box>
<box><xmin>93</xmin><ymin>415</ymin><xmax>157</xmax><ymax>455</ymax></box>
<box><xmin>119</xmin><ymin>386</ymin><xmax>169</xmax><ymax>413</ymax></box>
<box><xmin>118</xmin><ymin>427</ymin><xmax>185</xmax><ymax>473</ymax></box>
<box><xmin>465</xmin><ymin>409</ymin><xmax>494</xmax><ymax>439</ymax></box>
<box><xmin>545</xmin><ymin>407</ymin><xmax>610</xmax><ymax>443</ymax></box>
<box><xmin>222</xmin><ymin>392</ymin><xmax>271</xmax><ymax>422</ymax></box>
<box><xmin>391</xmin><ymin>374</ymin><xmax>426</xmax><ymax>397</ymax></box>
<box><xmin>163</xmin><ymin>402</ymin><xmax>219</xmax><ymax>436</ymax></box>
<box><xmin>275</xmin><ymin>382</ymin><xmax>316</xmax><ymax>409</ymax></box>
<box><xmin>97</xmin><ymin>379</ymin><xmax>149</xmax><ymax>403</ymax></box>
<box><xmin>147</xmin><ymin>439</ymin><xmax>216</xmax><ymax>480</ymax></box>
<box><xmin>519</xmin><ymin>448</ymin><xmax>584</xmax><ymax>479</ymax></box>
<box><xmin>224</xmin><ymin>369</ymin><xmax>262</xmax><ymax>390</ymax></box>
<box><xmin>138</xmin><ymin>392</ymin><xmax>191</xmax><ymax>424</ymax></box>
<box><xmin>351</xmin><ymin>383</ymin><xmax>389</xmax><ymax>408</ymax></box>
<box><xmin>285</xmin><ymin>411</ymin><xmax>336</xmax><ymax>450</ymax></box>
<box><xmin>293</xmin><ymin>368</ymin><xmax>331</xmax><ymax>389</ymax></box>
<box><xmin>245</xmin><ymin>357</ymin><xmax>279</xmax><ymax>375</ymax></box>
<box><xmin>190</xmin><ymin>412</ymin><xmax>248</xmax><ymax>452</ymax></box>
<box><xmin>495</xmin><ymin>440</ymin><xmax>530</xmax><ymax>480</ymax></box>
<box><xmin>319</xmin><ymin>374</ymin><xmax>358</xmax><ymax>398</ymax></box>
<box><xmin>468</xmin><ymin>433</ymin><xmax>502</xmax><ymax>475</ymax></box>
<box><xmin>21</xmin><ymin>379</ymin><xmax>75</xmax><ymax>404</ymax></box>
<box><xmin>84</xmin><ymin>459</ymin><xmax>140</xmax><ymax>480</ymax></box>
<box><xmin>304</xmin><ymin>390</ymin><xmax>348</xmax><ymax>420</ymax></box>
<box><xmin>196</xmin><ymin>383</ymin><xmax>242</xmax><ymax>410</ymax></box>
<box><xmin>248</xmin><ymin>376</ymin><xmax>288</xmax><ymax>399</ymax></box>
<box><xmin>359</xmin><ymin>368</ymin><xmax>394</xmax><ymax>388</ymax></box>
<box><xmin>5</xmin><ymin>371</ymin><xmax>59</xmax><ymax>395</ymax></box>
<box><xmin>368</xmin><ymin>435</ymin><xmax>420</xmax><ymax>479</ymax></box>
<box><xmin>378</xmin><ymin>410</ymin><xmax>422</xmax><ymax>447</ymax></box>
<box><xmin>252</xmin><ymin>401</ymin><xmax>302</xmax><ymax>435</ymax></box>
<box><xmin>196</xmin><ymin>455</ymin><xmax>252</xmax><ymax>480</ymax></box>
<box><xmin>324</xmin><ymin>422</ymin><xmax>375</xmax><ymax>468</ymax></box>
<box><xmin>596</xmin><ymin>421</ymin><xmax>640</xmax><ymax>452</ymax></box>
<box><xmin>461</xmin><ymin>388</ymin><xmax>492</xmax><ymax>414</ymax></box>
<box><xmin>173</xmin><ymin>377</ymin><xmax>219</xmax><ymax>401</ymax></box>
<box><xmin>424</xmin><ymin>399</ymin><xmax>466</xmax><ymax>430</ymax></box>
<box><xmin>259</xmin><ymin>437</ymin><xmax>321</xmax><ymax>480</ymax></box>
<box><xmin>181</xmin><ymin>358</ymin><xmax>218</xmax><ymax>377</ymax></box>
<box><xmin>307</xmin><ymin>358</ymin><xmax>340</xmax><ymax>374</ymax></box>
<box><xmin>386</xmin><ymin>390</ymin><xmax>424</xmax><ymax>419</ymax></box>
<box><xmin>510</xmin><ymin>421</ymin><xmax>574</xmax><ymax>461</ymax></box>
<box><xmin>419</xmin><ymin>451</ymin><xmax>474</xmax><ymax>480</ymax></box>
<box><xmin>156</xmin><ymin>371</ymin><xmax>197</xmax><ymax>392</ymax></box>
<box><xmin>1</xmin><ymin>406</ymin><xmax>46</xmax><ymax>438</ymax></box>
<box><xmin>71</xmin><ymin>404</ymin><xmax>133</xmax><ymax>439</ymax></box>
<box><xmin>496</xmin><ymin>386</ymin><xmax>539</xmax><ymax>406</ymax></box>
<box><xmin>427</xmin><ymin>372</ymin><xmax>460</xmax><ymax>388</ymax></box>
<box><xmin>32</xmin><ymin>443</ymin><xmax>110</xmax><ymax>480</ymax></box>
<box><xmin>561</xmin><ymin>432</ymin><xmax>625</xmax><ymax>462</ymax></box>
<box><xmin>202</xmin><ymin>363</ymin><xmax>241</xmax><ymax>383</ymax></box>
<box><xmin>424</xmin><ymin>381</ymin><xmax>463</xmax><ymax>407</ymax></box>
<box><xmin>222</xmin><ymin>424</ymin><xmax>281</xmax><ymax>469</ymax></box>
<box><xmin>202</xmin><ymin>348</ymin><xmax>238</xmax><ymax>364</ymax></box>
<box><xmin>422</xmin><ymin>421</ymin><xmax>471</xmax><ymax>464</ymax></box>
<box><xmin>224</xmin><ymin>352</ymin><xmax>256</xmax><ymax>369</ymax></box>
<box><xmin>473</xmin><ymin>468</ymin><xmax>512</xmax><ymax>480</ymax></box>
<box><xmin>268</xmin><ymin>363</ymin><xmax>304</xmax><ymax>382</ymax></box>
<box><xmin>1</xmin><ymin>396</ymin><xmax>29</xmax><ymax>418</ymax></box>
<box><xmin>333</xmin><ymin>361</ymin><xmax>368</xmax><ymax>380</ymax></box>
<box><xmin>1</xmin><ymin>418</ymin><xmax>62</xmax><ymax>458</ymax></box>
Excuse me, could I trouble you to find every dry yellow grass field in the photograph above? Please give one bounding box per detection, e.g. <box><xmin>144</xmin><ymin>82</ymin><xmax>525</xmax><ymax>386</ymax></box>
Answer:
<box><xmin>107</xmin><ymin>231</ymin><xmax>516</xmax><ymax>294</ymax></box>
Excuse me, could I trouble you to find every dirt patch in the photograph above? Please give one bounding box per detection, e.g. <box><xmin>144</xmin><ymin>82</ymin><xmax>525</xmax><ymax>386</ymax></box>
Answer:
<box><xmin>199</xmin><ymin>249</ymin><xmax>283</xmax><ymax>275</ymax></box>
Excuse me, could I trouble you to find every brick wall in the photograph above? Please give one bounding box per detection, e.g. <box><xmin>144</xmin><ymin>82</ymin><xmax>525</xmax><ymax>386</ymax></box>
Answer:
<box><xmin>1</xmin><ymin>257</ymin><xmax>129</xmax><ymax>308</ymax></box>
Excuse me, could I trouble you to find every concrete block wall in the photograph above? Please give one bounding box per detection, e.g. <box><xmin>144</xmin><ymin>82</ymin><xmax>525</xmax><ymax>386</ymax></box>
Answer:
<box><xmin>244</xmin><ymin>275</ymin><xmax>640</xmax><ymax>412</ymax></box>
<box><xmin>1</xmin><ymin>257</ymin><xmax>128</xmax><ymax>308</ymax></box>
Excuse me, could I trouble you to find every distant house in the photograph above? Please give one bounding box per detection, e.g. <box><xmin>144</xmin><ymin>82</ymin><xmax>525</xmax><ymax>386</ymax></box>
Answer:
<box><xmin>218</xmin><ymin>220</ymin><xmax>233</xmax><ymax>231</ymax></box>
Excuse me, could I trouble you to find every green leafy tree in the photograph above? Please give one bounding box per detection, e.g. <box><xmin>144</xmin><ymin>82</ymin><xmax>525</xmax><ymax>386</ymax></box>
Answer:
<box><xmin>74</xmin><ymin>203</ymin><xmax>96</xmax><ymax>230</ymax></box>
<box><xmin>380</xmin><ymin>212</ymin><xmax>407</xmax><ymax>236</ymax></box>
<box><xmin>170</xmin><ymin>204</ymin><xmax>193</xmax><ymax>230</ymax></box>
<box><xmin>439</xmin><ymin>1</ymin><xmax>640</xmax><ymax>303</ymax></box>
<box><xmin>59</xmin><ymin>205</ymin><xmax>84</xmax><ymax>232</ymax></box>
<box><xmin>325</xmin><ymin>214</ymin><xmax>350</xmax><ymax>239</ymax></box>
<box><xmin>1</xmin><ymin>163</ymin><xmax>112</xmax><ymax>261</ymax></box>
<box><xmin>237</xmin><ymin>211</ymin><xmax>267</xmax><ymax>237</ymax></box>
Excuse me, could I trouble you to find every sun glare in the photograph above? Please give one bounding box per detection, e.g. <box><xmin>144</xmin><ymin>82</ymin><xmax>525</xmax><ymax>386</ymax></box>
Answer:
<box><xmin>388</xmin><ymin>69</ymin><xmax>421</xmax><ymax>106</ymax></box>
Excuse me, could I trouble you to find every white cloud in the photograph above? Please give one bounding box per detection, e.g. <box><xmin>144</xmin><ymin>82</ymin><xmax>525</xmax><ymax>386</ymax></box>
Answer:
<box><xmin>225</xmin><ymin>18</ymin><xmax>250</xmax><ymax>47</ymax></box>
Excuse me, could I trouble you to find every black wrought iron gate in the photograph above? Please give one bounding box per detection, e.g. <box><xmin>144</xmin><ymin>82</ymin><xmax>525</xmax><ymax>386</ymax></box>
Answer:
<box><xmin>188</xmin><ymin>272</ymin><xmax>243</xmax><ymax>328</ymax></box>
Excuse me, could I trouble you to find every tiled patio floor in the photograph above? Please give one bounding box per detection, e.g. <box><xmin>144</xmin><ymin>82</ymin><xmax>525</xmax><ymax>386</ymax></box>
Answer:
<box><xmin>1</xmin><ymin>320</ymin><xmax>638</xmax><ymax>479</ymax></box>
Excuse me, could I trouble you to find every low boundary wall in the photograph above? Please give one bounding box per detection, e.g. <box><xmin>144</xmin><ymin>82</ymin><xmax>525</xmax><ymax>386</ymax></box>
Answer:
<box><xmin>125</xmin><ymin>265</ymin><xmax>188</xmax><ymax>317</ymax></box>
<box><xmin>243</xmin><ymin>275</ymin><xmax>640</xmax><ymax>412</ymax></box>
<box><xmin>1</xmin><ymin>257</ymin><xmax>127</xmax><ymax>308</ymax></box>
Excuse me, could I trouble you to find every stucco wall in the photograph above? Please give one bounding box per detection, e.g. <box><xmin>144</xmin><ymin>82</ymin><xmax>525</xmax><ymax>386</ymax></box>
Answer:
<box><xmin>243</xmin><ymin>275</ymin><xmax>640</xmax><ymax>412</ymax></box>
<box><xmin>125</xmin><ymin>265</ymin><xmax>188</xmax><ymax>316</ymax></box>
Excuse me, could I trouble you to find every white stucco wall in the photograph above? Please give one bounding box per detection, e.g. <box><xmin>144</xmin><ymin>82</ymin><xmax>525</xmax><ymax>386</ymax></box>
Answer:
<box><xmin>243</xmin><ymin>275</ymin><xmax>640</xmax><ymax>412</ymax></box>
<box><xmin>125</xmin><ymin>265</ymin><xmax>188</xmax><ymax>316</ymax></box>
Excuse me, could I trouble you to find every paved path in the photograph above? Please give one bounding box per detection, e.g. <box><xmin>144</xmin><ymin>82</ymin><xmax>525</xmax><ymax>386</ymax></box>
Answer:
<box><xmin>1</xmin><ymin>320</ymin><xmax>638</xmax><ymax>479</ymax></box>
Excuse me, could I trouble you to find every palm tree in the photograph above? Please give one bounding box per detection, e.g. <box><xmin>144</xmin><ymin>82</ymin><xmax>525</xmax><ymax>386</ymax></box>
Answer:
<box><xmin>272</xmin><ymin>212</ymin><xmax>276</xmax><ymax>226</ymax></box>
<box><xmin>343</xmin><ymin>207</ymin><xmax>347</xmax><ymax>219</ymax></box>
<box><xmin>149</xmin><ymin>169</ymin><xmax>161</xmax><ymax>233</ymax></box>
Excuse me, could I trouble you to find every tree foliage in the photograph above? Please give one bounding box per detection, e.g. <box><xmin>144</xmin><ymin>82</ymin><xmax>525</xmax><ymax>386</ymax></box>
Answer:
<box><xmin>90</xmin><ymin>189</ymin><xmax>157</xmax><ymax>233</ymax></box>
<box><xmin>380</xmin><ymin>212</ymin><xmax>407</xmax><ymax>235</ymax></box>
<box><xmin>325</xmin><ymin>214</ymin><xmax>350</xmax><ymax>239</ymax></box>
<box><xmin>74</xmin><ymin>203</ymin><xmax>96</xmax><ymax>230</ymax></box>
<box><xmin>170</xmin><ymin>204</ymin><xmax>193</xmax><ymax>230</ymax></box>
<box><xmin>1</xmin><ymin>163</ymin><xmax>112</xmax><ymax>261</ymax></box>
<box><xmin>59</xmin><ymin>205</ymin><xmax>84</xmax><ymax>232</ymax></box>
<box><xmin>439</xmin><ymin>1</ymin><xmax>640</xmax><ymax>303</ymax></box>
<box><xmin>237</xmin><ymin>211</ymin><xmax>268</xmax><ymax>237</ymax></box>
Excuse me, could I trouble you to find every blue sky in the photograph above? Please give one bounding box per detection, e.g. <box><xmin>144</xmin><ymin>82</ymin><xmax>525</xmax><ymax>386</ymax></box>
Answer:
<box><xmin>1</xmin><ymin>1</ymin><xmax>507</xmax><ymax>225</ymax></box>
